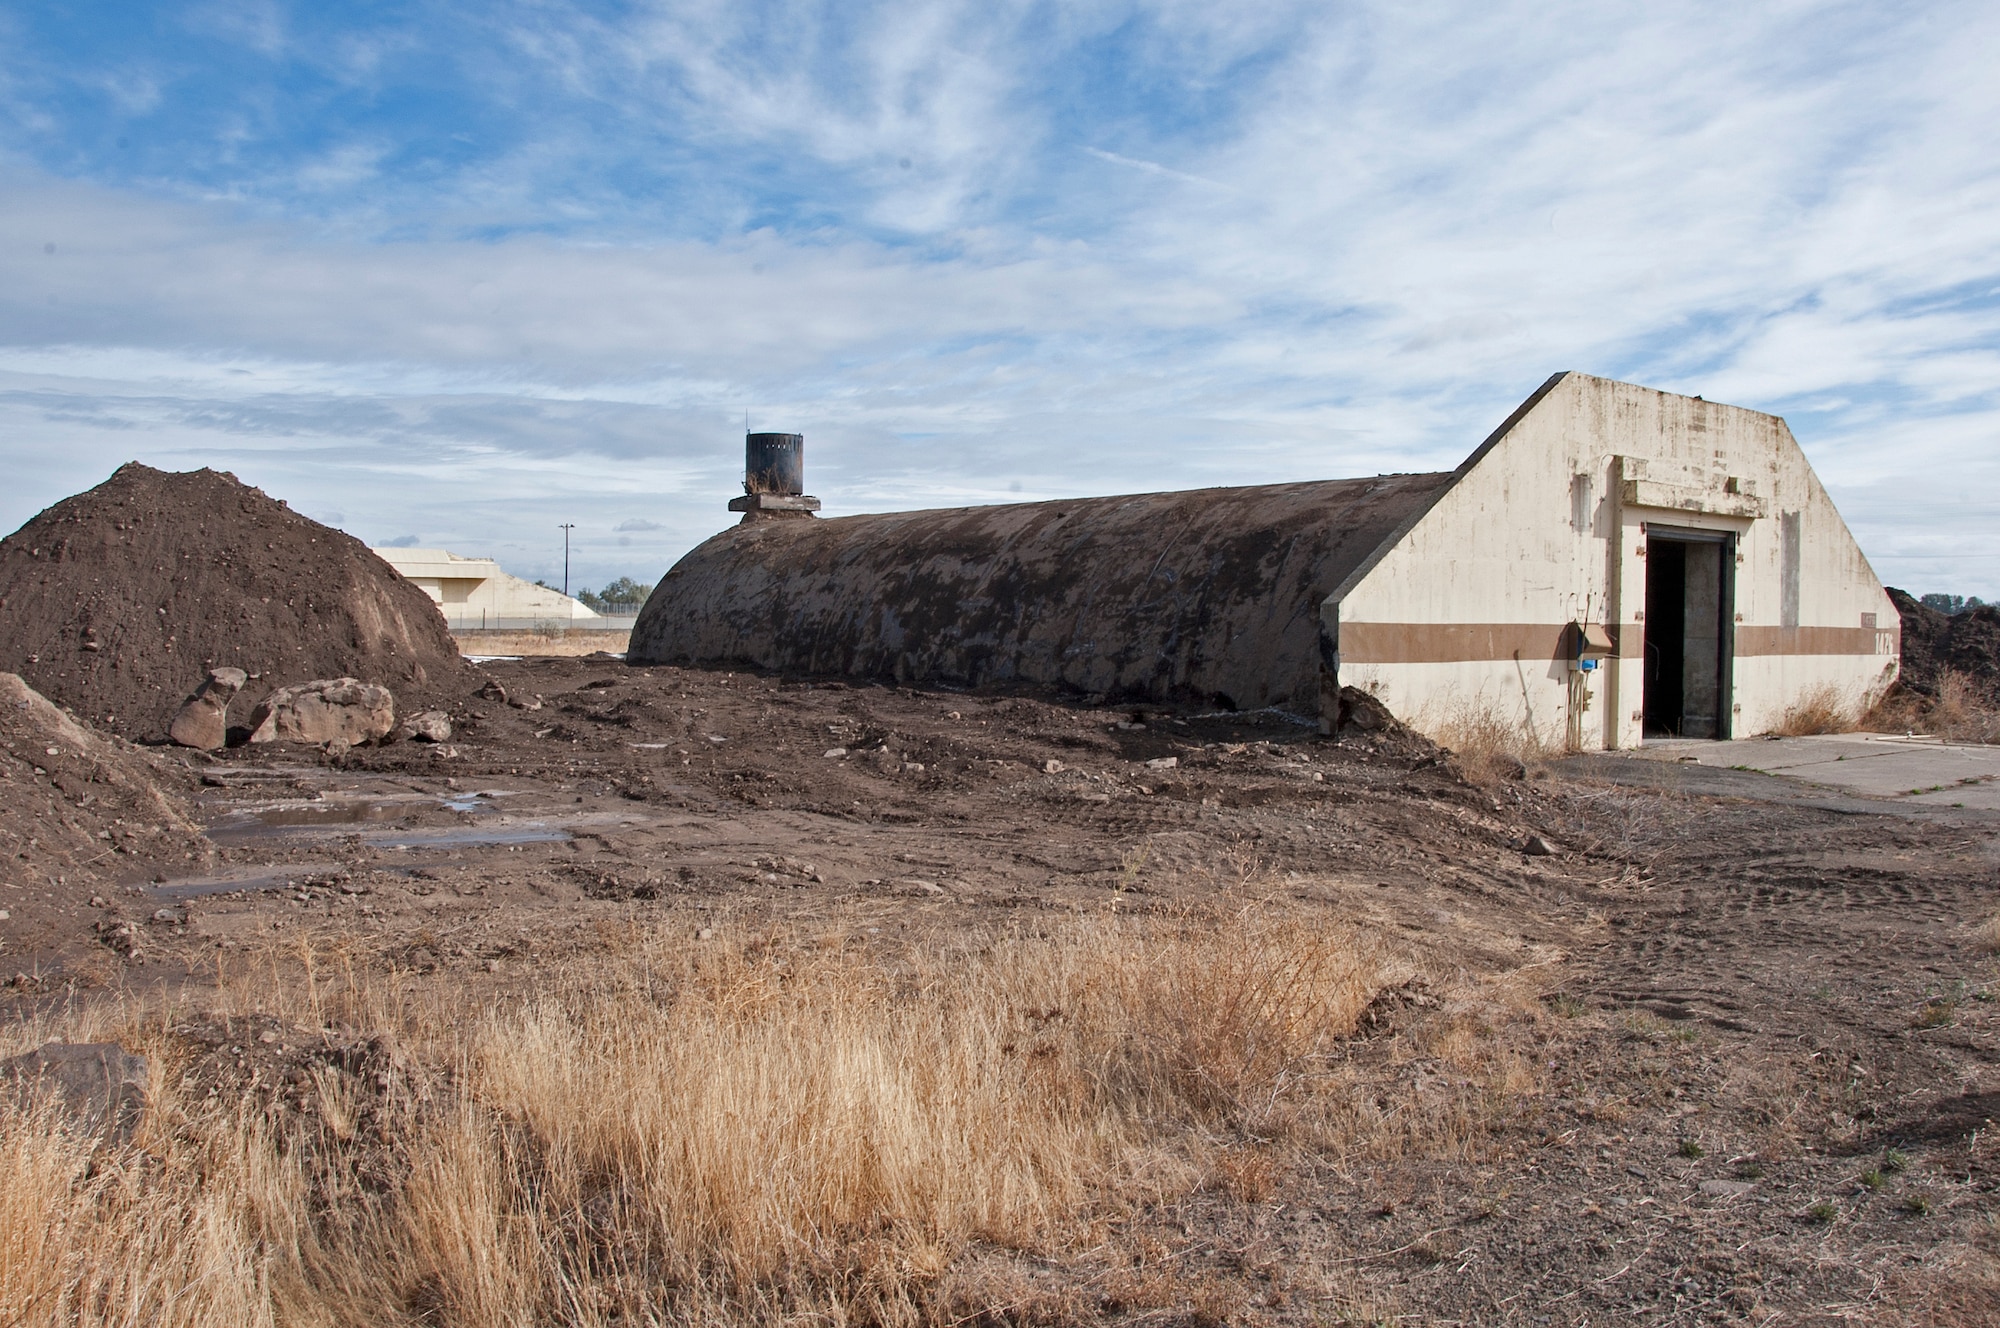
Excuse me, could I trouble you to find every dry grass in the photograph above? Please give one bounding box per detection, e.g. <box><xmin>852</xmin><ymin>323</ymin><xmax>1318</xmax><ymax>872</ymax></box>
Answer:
<box><xmin>1862</xmin><ymin>670</ymin><xmax>2000</xmax><ymax>744</ymax></box>
<box><xmin>1974</xmin><ymin>911</ymin><xmax>2000</xmax><ymax>956</ymax></box>
<box><xmin>1931</xmin><ymin>671</ymin><xmax>2000</xmax><ymax>743</ymax></box>
<box><xmin>452</xmin><ymin>629</ymin><xmax>631</xmax><ymax>658</ymax></box>
<box><xmin>0</xmin><ymin>1096</ymin><xmax>317</xmax><ymax>1328</ymax></box>
<box><xmin>1769</xmin><ymin>682</ymin><xmax>1858</xmax><ymax>736</ymax></box>
<box><xmin>0</xmin><ymin>904</ymin><xmax>1546</xmax><ymax>1326</ymax></box>
<box><xmin>1419</xmin><ymin>695</ymin><xmax>1558</xmax><ymax>783</ymax></box>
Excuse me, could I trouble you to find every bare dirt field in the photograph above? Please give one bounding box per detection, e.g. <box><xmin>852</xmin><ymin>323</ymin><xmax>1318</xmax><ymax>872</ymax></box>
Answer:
<box><xmin>4</xmin><ymin>657</ymin><xmax>1998</xmax><ymax>1325</ymax></box>
<box><xmin>454</xmin><ymin>629</ymin><xmax>633</xmax><ymax>657</ymax></box>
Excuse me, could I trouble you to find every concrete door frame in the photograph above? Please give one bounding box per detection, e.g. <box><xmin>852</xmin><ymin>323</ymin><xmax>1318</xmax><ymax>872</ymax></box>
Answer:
<box><xmin>1640</xmin><ymin>523</ymin><xmax>1737</xmax><ymax>740</ymax></box>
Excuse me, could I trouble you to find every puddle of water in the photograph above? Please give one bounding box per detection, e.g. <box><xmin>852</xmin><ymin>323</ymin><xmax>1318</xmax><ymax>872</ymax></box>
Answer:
<box><xmin>201</xmin><ymin>772</ymin><xmax>307</xmax><ymax>784</ymax></box>
<box><xmin>208</xmin><ymin>790</ymin><xmax>509</xmax><ymax>840</ymax></box>
<box><xmin>157</xmin><ymin>831</ymin><xmax>567</xmax><ymax>897</ymax></box>
<box><xmin>441</xmin><ymin>790</ymin><xmax>514</xmax><ymax>813</ymax></box>
<box><xmin>148</xmin><ymin>862</ymin><xmax>344</xmax><ymax>899</ymax></box>
<box><xmin>365</xmin><ymin>825</ymin><xmax>570</xmax><ymax>849</ymax></box>
<box><xmin>212</xmin><ymin>803</ymin><xmax>402</xmax><ymax>832</ymax></box>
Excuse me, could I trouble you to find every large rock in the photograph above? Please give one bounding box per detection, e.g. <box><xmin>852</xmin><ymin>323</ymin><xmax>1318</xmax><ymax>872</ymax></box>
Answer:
<box><xmin>248</xmin><ymin>678</ymin><xmax>395</xmax><ymax>746</ymax></box>
<box><xmin>392</xmin><ymin>709</ymin><xmax>452</xmax><ymax>743</ymax></box>
<box><xmin>2</xmin><ymin>1042</ymin><xmax>150</xmax><ymax>1143</ymax></box>
<box><xmin>1334</xmin><ymin>685</ymin><xmax>1401</xmax><ymax>734</ymax></box>
<box><xmin>167</xmin><ymin>666</ymin><xmax>247</xmax><ymax>750</ymax></box>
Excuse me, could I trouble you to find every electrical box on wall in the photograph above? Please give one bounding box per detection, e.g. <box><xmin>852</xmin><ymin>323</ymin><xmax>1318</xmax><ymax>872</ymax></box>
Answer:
<box><xmin>1568</xmin><ymin>622</ymin><xmax>1617</xmax><ymax>672</ymax></box>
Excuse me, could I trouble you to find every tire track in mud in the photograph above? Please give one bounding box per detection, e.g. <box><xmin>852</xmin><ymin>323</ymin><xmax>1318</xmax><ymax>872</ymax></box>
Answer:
<box><xmin>1578</xmin><ymin>800</ymin><xmax>1998</xmax><ymax>1041</ymax></box>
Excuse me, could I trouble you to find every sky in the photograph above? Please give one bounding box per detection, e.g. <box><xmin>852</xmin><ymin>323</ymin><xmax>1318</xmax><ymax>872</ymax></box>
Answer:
<box><xmin>1</xmin><ymin>1</ymin><xmax>1997</xmax><ymax>598</ymax></box>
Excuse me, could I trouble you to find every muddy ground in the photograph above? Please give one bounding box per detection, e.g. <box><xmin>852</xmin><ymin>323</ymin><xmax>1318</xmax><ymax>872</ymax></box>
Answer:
<box><xmin>4</xmin><ymin>656</ymin><xmax>1996</xmax><ymax>1325</ymax></box>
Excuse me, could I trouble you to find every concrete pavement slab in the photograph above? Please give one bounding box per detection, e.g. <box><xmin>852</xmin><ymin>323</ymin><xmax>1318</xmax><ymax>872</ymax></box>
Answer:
<box><xmin>1631</xmin><ymin>733</ymin><xmax>2000</xmax><ymax>809</ymax></box>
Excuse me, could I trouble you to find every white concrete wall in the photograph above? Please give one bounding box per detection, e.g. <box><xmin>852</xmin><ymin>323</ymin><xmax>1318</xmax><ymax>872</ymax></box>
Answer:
<box><xmin>371</xmin><ymin>548</ymin><xmax>601</xmax><ymax>624</ymax></box>
<box><xmin>1327</xmin><ymin>374</ymin><xmax>1896</xmax><ymax>750</ymax></box>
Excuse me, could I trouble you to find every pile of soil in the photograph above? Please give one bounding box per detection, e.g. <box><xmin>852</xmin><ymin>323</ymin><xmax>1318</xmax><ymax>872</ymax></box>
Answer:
<box><xmin>1888</xmin><ymin>587</ymin><xmax>2000</xmax><ymax>697</ymax></box>
<box><xmin>0</xmin><ymin>465</ymin><xmax>473</xmax><ymax>740</ymax></box>
<box><xmin>1</xmin><ymin>673</ymin><xmax>214</xmax><ymax>969</ymax></box>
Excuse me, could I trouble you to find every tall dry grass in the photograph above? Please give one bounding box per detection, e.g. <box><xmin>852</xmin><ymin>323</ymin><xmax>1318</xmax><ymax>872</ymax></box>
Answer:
<box><xmin>1862</xmin><ymin>669</ymin><xmax>2000</xmax><ymax>744</ymax></box>
<box><xmin>0</xmin><ymin>1096</ymin><xmax>325</xmax><ymax>1328</ymax></box>
<box><xmin>0</xmin><ymin>906</ymin><xmax>1539</xmax><ymax>1326</ymax></box>
<box><xmin>1769</xmin><ymin>682</ymin><xmax>1857</xmax><ymax>737</ymax></box>
<box><xmin>1419</xmin><ymin>694</ymin><xmax>1557</xmax><ymax>782</ymax></box>
<box><xmin>1930</xmin><ymin>671</ymin><xmax>2000</xmax><ymax>743</ymax></box>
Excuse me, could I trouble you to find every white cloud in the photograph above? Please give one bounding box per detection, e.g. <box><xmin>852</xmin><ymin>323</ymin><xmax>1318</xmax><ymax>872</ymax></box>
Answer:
<box><xmin>1</xmin><ymin>0</ymin><xmax>1997</xmax><ymax>594</ymax></box>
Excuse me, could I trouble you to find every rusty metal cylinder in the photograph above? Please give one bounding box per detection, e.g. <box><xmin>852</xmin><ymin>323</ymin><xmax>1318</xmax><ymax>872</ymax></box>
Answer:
<box><xmin>745</xmin><ymin>433</ymin><xmax>804</xmax><ymax>495</ymax></box>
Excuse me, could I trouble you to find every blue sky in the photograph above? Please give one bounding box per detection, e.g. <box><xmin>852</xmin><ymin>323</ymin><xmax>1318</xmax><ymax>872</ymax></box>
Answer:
<box><xmin>2</xmin><ymin>1</ymin><xmax>1997</xmax><ymax>596</ymax></box>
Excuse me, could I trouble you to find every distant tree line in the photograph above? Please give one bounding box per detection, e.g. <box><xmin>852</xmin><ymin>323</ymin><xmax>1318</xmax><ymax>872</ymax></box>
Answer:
<box><xmin>1920</xmin><ymin>593</ymin><xmax>1989</xmax><ymax>615</ymax></box>
<box><xmin>578</xmin><ymin>577</ymin><xmax>655</xmax><ymax>613</ymax></box>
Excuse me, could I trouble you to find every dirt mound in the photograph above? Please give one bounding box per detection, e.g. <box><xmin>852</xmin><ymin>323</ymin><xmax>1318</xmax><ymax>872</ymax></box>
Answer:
<box><xmin>1887</xmin><ymin>587</ymin><xmax>2000</xmax><ymax>698</ymax></box>
<box><xmin>0</xmin><ymin>464</ymin><xmax>473</xmax><ymax>739</ymax></box>
<box><xmin>1</xmin><ymin>673</ymin><xmax>214</xmax><ymax>965</ymax></box>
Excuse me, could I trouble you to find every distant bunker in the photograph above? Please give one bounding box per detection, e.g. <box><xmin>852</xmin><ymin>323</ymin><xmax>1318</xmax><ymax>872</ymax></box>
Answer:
<box><xmin>630</xmin><ymin>374</ymin><xmax>1899</xmax><ymax>751</ymax></box>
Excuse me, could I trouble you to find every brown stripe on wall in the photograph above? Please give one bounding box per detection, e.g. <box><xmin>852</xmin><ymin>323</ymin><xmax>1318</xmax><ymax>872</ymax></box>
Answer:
<box><xmin>1736</xmin><ymin>626</ymin><xmax>1894</xmax><ymax>657</ymax></box>
<box><xmin>1339</xmin><ymin>622</ymin><xmax>1575</xmax><ymax>664</ymax></box>
<box><xmin>1340</xmin><ymin>621</ymin><xmax>1892</xmax><ymax>664</ymax></box>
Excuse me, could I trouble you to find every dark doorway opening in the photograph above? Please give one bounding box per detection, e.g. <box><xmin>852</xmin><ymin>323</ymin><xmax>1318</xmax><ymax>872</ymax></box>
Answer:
<box><xmin>1643</xmin><ymin>529</ymin><xmax>1734</xmax><ymax>739</ymax></box>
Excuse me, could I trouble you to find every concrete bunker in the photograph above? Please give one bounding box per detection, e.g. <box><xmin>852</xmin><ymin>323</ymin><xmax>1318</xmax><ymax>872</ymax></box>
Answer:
<box><xmin>630</xmin><ymin>373</ymin><xmax>1898</xmax><ymax>749</ymax></box>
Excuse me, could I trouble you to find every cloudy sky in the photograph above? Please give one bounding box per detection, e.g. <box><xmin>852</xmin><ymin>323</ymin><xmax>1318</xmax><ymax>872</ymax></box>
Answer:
<box><xmin>2</xmin><ymin>1</ymin><xmax>1997</xmax><ymax>597</ymax></box>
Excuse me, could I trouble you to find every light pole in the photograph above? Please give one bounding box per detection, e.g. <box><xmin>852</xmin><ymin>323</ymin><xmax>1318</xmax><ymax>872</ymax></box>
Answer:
<box><xmin>559</xmin><ymin>523</ymin><xmax>576</xmax><ymax>596</ymax></box>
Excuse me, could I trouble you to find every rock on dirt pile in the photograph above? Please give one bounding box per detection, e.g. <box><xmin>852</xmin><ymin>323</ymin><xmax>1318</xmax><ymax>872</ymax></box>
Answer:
<box><xmin>0</xmin><ymin>464</ymin><xmax>472</xmax><ymax>739</ymax></box>
<box><xmin>1888</xmin><ymin>587</ymin><xmax>2000</xmax><ymax>698</ymax></box>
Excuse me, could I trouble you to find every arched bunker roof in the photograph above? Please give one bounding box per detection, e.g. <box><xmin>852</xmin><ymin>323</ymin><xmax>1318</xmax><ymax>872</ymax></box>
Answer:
<box><xmin>628</xmin><ymin>470</ymin><xmax>1456</xmax><ymax>712</ymax></box>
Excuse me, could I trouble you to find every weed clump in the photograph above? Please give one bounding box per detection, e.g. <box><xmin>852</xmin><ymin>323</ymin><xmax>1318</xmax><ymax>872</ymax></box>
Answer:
<box><xmin>1769</xmin><ymin>683</ymin><xmax>1856</xmax><ymax>736</ymax></box>
<box><xmin>1974</xmin><ymin>912</ymin><xmax>2000</xmax><ymax>956</ymax></box>
<box><xmin>1421</xmin><ymin>694</ymin><xmax>1559</xmax><ymax>784</ymax></box>
<box><xmin>1914</xmin><ymin>998</ymin><xmax>1958</xmax><ymax>1029</ymax></box>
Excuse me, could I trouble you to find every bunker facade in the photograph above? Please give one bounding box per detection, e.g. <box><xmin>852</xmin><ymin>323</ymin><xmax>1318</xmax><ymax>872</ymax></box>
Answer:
<box><xmin>629</xmin><ymin>373</ymin><xmax>1898</xmax><ymax>749</ymax></box>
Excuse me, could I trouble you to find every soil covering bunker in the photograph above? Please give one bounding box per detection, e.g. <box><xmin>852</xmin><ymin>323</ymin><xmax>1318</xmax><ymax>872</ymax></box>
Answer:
<box><xmin>634</xmin><ymin>374</ymin><xmax>1899</xmax><ymax>749</ymax></box>
<box><xmin>631</xmin><ymin>472</ymin><xmax>1449</xmax><ymax>713</ymax></box>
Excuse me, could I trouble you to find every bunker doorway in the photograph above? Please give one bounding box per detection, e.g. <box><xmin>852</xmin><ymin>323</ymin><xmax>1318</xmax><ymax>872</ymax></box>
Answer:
<box><xmin>1642</xmin><ymin>528</ymin><xmax>1735</xmax><ymax>739</ymax></box>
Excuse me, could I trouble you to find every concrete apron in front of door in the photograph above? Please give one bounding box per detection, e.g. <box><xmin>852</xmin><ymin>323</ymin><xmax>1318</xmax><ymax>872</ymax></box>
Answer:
<box><xmin>1635</xmin><ymin>733</ymin><xmax>2000</xmax><ymax>809</ymax></box>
